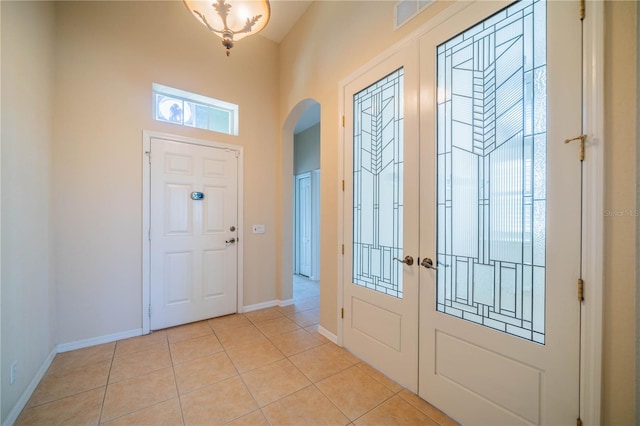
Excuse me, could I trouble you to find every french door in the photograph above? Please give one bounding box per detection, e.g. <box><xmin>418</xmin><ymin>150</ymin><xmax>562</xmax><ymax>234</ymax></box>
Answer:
<box><xmin>342</xmin><ymin>42</ymin><xmax>420</xmax><ymax>391</ymax></box>
<box><xmin>343</xmin><ymin>0</ymin><xmax>583</xmax><ymax>423</ymax></box>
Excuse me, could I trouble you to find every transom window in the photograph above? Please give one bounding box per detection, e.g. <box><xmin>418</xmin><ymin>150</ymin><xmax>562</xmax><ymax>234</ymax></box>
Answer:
<box><xmin>152</xmin><ymin>83</ymin><xmax>239</xmax><ymax>136</ymax></box>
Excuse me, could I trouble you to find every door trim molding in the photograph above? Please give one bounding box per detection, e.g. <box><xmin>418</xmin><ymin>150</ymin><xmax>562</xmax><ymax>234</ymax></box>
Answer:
<box><xmin>336</xmin><ymin>1</ymin><xmax>604</xmax><ymax>423</ymax></box>
<box><xmin>141</xmin><ymin>130</ymin><xmax>244</xmax><ymax>334</ymax></box>
<box><xmin>581</xmin><ymin>2</ymin><xmax>604</xmax><ymax>424</ymax></box>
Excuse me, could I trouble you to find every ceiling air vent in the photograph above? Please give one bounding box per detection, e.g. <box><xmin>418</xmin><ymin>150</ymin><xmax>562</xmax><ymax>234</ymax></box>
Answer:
<box><xmin>395</xmin><ymin>0</ymin><xmax>435</xmax><ymax>29</ymax></box>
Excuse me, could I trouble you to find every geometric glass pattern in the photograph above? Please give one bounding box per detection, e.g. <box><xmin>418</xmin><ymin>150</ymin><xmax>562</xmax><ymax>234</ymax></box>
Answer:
<box><xmin>436</xmin><ymin>0</ymin><xmax>546</xmax><ymax>343</ymax></box>
<box><xmin>353</xmin><ymin>68</ymin><xmax>405</xmax><ymax>299</ymax></box>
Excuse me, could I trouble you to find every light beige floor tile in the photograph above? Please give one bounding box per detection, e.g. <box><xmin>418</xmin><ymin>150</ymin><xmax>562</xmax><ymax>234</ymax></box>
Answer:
<box><xmin>268</xmin><ymin>328</ymin><xmax>324</xmax><ymax>356</ymax></box>
<box><xmin>226</xmin><ymin>340</ymin><xmax>285</xmax><ymax>373</ymax></box>
<box><xmin>289</xmin><ymin>344</ymin><xmax>356</xmax><ymax>382</ymax></box>
<box><xmin>48</xmin><ymin>343</ymin><xmax>114</xmax><ymax>374</ymax></box>
<box><xmin>261</xmin><ymin>385</ymin><xmax>349</xmax><ymax>426</ymax></box>
<box><xmin>277</xmin><ymin>303</ymin><xmax>297</xmax><ymax>315</ymax></box>
<box><xmin>170</xmin><ymin>334</ymin><xmax>223</xmax><ymax>364</ymax></box>
<box><xmin>316</xmin><ymin>365</ymin><xmax>394</xmax><ymax>420</ymax></box>
<box><xmin>109</xmin><ymin>346</ymin><xmax>172</xmax><ymax>383</ymax></box>
<box><xmin>16</xmin><ymin>387</ymin><xmax>104</xmax><ymax>426</ymax></box>
<box><xmin>354</xmin><ymin>362</ymin><xmax>404</xmax><ymax>393</ymax></box>
<box><xmin>303</xmin><ymin>325</ymin><xmax>331</xmax><ymax>343</ymax></box>
<box><xmin>353</xmin><ymin>395</ymin><xmax>439</xmax><ymax>426</ymax></box>
<box><xmin>165</xmin><ymin>320</ymin><xmax>214</xmax><ymax>343</ymax></box>
<box><xmin>208</xmin><ymin>314</ymin><xmax>251</xmax><ymax>332</ymax></box>
<box><xmin>244</xmin><ymin>307</ymin><xmax>284</xmax><ymax>324</ymax></box>
<box><xmin>216</xmin><ymin>324</ymin><xmax>268</xmax><ymax>350</ymax></box>
<box><xmin>241</xmin><ymin>359</ymin><xmax>311</xmax><ymax>407</ymax></box>
<box><xmin>224</xmin><ymin>409</ymin><xmax>269</xmax><ymax>426</ymax></box>
<box><xmin>180</xmin><ymin>376</ymin><xmax>258</xmax><ymax>426</ymax></box>
<box><xmin>254</xmin><ymin>316</ymin><xmax>300</xmax><ymax>337</ymax></box>
<box><xmin>398</xmin><ymin>389</ymin><xmax>459</xmax><ymax>425</ymax></box>
<box><xmin>102</xmin><ymin>397</ymin><xmax>183</xmax><ymax>425</ymax></box>
<box><xmin>114</xmin><ymin>331</ymin><xmax>167</xmax><ymax>358</ymax></box>
<box><xmin>174</xmin><ymin>351</ymin><xmax>237</xmax><ymax>394</ymax></box>
<box><xmin>286</xmin><ymin>309</ymin><xmax>320</xmax><ymax>328</ymax></box>
<box><xmin>101</xmin><ymin>367</ymin><xmax>177</xmax><ymax>422</ymax></box>
<box><xmin>28</xmin><ymin>360</ymin><xmax>111</xmax><ymax>407</ymax></box>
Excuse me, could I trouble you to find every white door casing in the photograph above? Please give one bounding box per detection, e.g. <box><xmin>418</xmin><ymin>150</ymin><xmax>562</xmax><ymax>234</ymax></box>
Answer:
<box><xmin>342</xmin><ymin>41</ymin><xmax>420</xmax><ymax>391</ymax></box>
<box><xmin>142</xmin><ymin>131</ymin><xmax>243</xmax><ymax>333</ymax></box>
<box><xmin>418</xmin><ymin>1</ymin><xmax>582</xmax><ymax>424</ymax></box>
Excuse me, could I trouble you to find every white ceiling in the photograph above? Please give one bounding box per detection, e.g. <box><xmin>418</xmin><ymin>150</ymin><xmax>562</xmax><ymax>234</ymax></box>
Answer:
<box><xmin>258</xmin><ymin>0</ymin><xmax>313</xmax><ymax>43</ymax></box>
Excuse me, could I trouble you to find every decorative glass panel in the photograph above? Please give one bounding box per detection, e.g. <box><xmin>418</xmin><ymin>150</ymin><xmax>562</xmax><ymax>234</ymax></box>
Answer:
<box><xmin>436</xmin><ymin>0</ymin><xmax>546</xmax><ymax>343</ymax></box>
<box><xmin>353</xmin><ymin>68</ymin><xmax>404</xmax><ymax>298</ymax></box>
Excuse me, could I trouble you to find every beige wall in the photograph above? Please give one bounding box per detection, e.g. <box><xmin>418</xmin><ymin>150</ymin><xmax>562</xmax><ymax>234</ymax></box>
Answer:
<box><xmin>294</xmin><ymin>123</ymin><xmax>320</xmax><ymax>175</ymax></box>
<box><xmin>278</xmin><ymin>0</ymin><xmax>637</xmax><ymax>422</ymax></box>
<box><xmin>52</xmin><ymin>0</ymin><xmax>279</xmax><ymax>343</ymax></box>
<box><xmin>1</xmin><ymin>1</ymin><xmax>57</xmax><ymax>421</ymax></box>
<box><xmin>603</xmin><ymin>1</ymin><xmax>637</xmax><ymax>424</ymax></box>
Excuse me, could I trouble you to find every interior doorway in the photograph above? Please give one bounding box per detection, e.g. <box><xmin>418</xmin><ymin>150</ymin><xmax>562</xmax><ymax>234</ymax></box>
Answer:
<box><xmin>293</xmin><ymin>103</ymin><xmax>321</xmax><ymax>296</ymax></box>
<box><xmin>280</xmin><ymin>100</ymin><xmax>321</xmax><ymax>305</ymax></box>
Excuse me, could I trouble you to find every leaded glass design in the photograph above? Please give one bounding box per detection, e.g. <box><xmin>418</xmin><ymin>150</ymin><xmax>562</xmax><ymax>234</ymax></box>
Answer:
<box><xmin>436</xmin><ymin>0</ymin><xmax>547</xmax><ymax>343</ymax></box>
<box><xmin>353</xmin><ymin>68</ymin><xmax>405</xmax><ymax>299</ymax></box>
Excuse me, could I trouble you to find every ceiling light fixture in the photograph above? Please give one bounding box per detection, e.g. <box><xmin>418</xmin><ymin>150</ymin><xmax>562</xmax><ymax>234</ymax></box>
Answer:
<box><xmin>183</xmin><ymin>0</ymin><xmax>271</xmax><ymax>56</ymax></box>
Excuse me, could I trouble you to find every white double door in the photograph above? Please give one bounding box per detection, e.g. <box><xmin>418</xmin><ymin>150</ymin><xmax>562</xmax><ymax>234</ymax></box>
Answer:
<box><xmin>343</xmin><ymin>1</ymin><xmax>582</xmax><ymax>424</ymax></box>
<box><xmin>150</xmin><ymin>137</ymin><xmax>239</xmax><ymax>330</ymax></box>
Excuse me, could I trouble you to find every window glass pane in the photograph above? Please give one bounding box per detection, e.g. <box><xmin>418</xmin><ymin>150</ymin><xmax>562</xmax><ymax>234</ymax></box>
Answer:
<box><xmin>352</xmin><ymin>68</ymin><xmax>404</xmax><ymax>299</ymax></box>
<box><xmin>152</xmin><ymin>83</ymin><xmax>238</xmax><ymax>136</ymax></box>
<box><xmin>209</xmin><ymin>108</ymin><xmax>231</xmax><ymax>134</ymax></box>
<box><xmin>436</xmin><ymin>0</ymin><xmax>546</xmax><ymax>343</ymax></box>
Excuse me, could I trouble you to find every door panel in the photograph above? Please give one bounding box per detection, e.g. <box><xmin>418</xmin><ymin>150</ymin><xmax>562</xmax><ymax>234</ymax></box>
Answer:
<box><xmin>419</xmin><ymin>1</ymin><xmax>581</xmax><ymax>424</ymax></box>
<box><xmin>343</xmin><ymin>43</ymin><xmax>419</xmax><ymax>390</ymax></box>
<box><xmin>150</xmin><ymin>138</ymin><xmax>238</xmax><ymax>330</ymax></box>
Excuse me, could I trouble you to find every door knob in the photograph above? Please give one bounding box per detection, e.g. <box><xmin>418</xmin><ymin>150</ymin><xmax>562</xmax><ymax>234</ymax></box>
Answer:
<box><xmin>393</xmin><ymin>256</ymin><xmax>414</xmax><ymax>266</ymax></box>
<box><xmin>420</xmin><ymin>257</ymin><xmax>437</xmax><ymax>270</ymax></box>
<box><xmin>225</xmin><ymin>237</ymin><xmax>236</xmax><ymax>244</ymax></box>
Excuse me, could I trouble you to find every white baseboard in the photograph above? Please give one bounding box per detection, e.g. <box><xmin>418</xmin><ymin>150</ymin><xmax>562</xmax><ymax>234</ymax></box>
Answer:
<box><xmin>2</xmin><ymin>347</ymin><xmax>57</xmax><ymax>426</ymax></box>
<box><xmin>242</xmin><ymin>299</ymin><xmax>280</xmax><ymax>313</ymax></box>
<box><xmin>56</xmin><ymin>328</ymin><xmax>143</xmax><ymax>353</ymax></box>
<box><xmin>279</xmin><ymin>298</ymin><xmax>295</xmax><ymax>307</ymax></box>
<box><xmin>318</xmin><ymin>325</ymin><xmax>338</xmax><ymax>344</ymax></box>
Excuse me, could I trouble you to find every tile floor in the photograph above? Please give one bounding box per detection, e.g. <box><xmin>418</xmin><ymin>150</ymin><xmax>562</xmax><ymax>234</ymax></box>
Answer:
<box><xmin>16</xmin><ymin>276</ymin><xmax>457</xmax><ymax>425</ymax></box>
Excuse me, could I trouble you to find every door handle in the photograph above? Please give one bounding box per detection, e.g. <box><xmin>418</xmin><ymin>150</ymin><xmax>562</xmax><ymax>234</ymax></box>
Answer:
<box><xmin>393</xmin><ymin>256</ymin><xmax>414</xmax><ymax>266</ymax></box>
<box><xmin>420</xmin><ymin>257</ymin><xmax>437</xmax><ymax>270</ymax></box>
<box><xmin>225</xmin><ymin>237</ymin><xmax>236</xmax><ymax>244</ymax></box>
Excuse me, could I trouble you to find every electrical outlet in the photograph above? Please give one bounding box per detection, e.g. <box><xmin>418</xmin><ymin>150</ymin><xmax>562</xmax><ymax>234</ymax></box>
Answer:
<box><xmin>9</xmin><ymin>361</ymin><xmax>17</xmax><ymax>385</ymax></box>
<box><xmin>252</xmin><ymin>224</ymin><xmax>265</xmax><ymax>234</ymax></box>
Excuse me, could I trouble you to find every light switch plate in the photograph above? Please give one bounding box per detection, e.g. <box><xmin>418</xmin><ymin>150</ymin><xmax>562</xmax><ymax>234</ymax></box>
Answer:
<box><xmin>252</xmin><ymin>224</ymin><xmax>265</xmax><ymax>234</ymax></box>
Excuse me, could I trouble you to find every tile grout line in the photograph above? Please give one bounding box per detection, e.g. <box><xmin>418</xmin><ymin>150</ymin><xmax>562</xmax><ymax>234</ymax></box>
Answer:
<box><xmin>96</xmin><ymin>342</ymin><xmax>117</xmax><ymax>424</ymax></box>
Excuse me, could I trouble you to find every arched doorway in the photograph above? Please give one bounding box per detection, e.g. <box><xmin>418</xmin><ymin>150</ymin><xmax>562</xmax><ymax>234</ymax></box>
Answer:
<box><xmin>280</xmin><ymin>99</ymin><xmax>321</xmax><ymax>305</ymax></box>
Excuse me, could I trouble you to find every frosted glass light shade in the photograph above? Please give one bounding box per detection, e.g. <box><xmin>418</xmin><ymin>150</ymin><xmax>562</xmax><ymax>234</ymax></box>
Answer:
<box><xmin>183</xmin><ymin>0</ymin><xmax>270</xmax><ymax>55</ymax></box>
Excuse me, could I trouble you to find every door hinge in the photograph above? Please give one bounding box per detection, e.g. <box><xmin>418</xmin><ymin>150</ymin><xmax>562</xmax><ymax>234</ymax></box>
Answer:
<box><xmin>341</xmin><ymin>244</ymin><xmax>344</xmax><ymax>255</ymax></box>
<box><xmin>578</xmin><ymin>278</ymin><xmax>584</xmax><ymax>301</ymax></box>
<box><xmin>148</xmin><ymin>304</ymin><xmax>152</xmax><ymax>318</ymax></box>
<box><xmin>341</xmin><ymin>308</ymin><xmax>344</xmax><ymax>319</ymax></box>
<box><xmin>577</xmin><ymin>417</ymin><xmax>583</xmax><ymax>426</ymax></box>
<box><xmin>145</xmin><ymin>150</ymin><xmax>151</xmax><ymax>164</ymax></box>
<box><xmin>564</xmin><ymin>134</ymin><xmax>587</xmax><ymax>161</ymax></box>
<box><xmin>148</xmin><ymin>228</ymin><xmax>151</xmax><ymax>241</ymax></box>
<box><xmin>342</xmin><ymin>115</ymin><xmax>345</xmax><ymax>127</ymax></box>
<box><xmin>579</xmin><ymin>0</ymin><xmax>585</xmax><ymax>20</ymax></box>
<box><xmin>342</xmin><ymin>180</ymin><xmax>345</xmax><ymax>191</ymax></box>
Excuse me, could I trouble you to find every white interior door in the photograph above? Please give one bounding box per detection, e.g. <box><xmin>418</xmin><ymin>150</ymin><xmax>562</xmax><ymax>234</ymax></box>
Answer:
<box><xmin>418</xmin><ymin>1</ymin><xmax>582</xmax><ymax>424</ymax></box>
<box><xmin>343</xmin><ymin>43</ymin><xmax>420</xmax><ymax>390</ymax></box>
<box><xmin>150</xmin><ymin>137</ymin><xmax>239</xmax><ymax>330</ymax></box>
<box><xmin>295</xmin><ymin>173</ymin><xmax>312</xmax><ymax>277</ymax></box>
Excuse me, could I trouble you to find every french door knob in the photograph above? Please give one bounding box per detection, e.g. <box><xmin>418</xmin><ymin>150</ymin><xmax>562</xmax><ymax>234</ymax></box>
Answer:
<box><xmin>393</xmin><ymin>255</ymin><xmax>414</xmax><ymax>266</ymax></box>
<box><xmin>420</xmin><ymin>257</ymin><xmax>437</xmax><ymax>270</ymax></box>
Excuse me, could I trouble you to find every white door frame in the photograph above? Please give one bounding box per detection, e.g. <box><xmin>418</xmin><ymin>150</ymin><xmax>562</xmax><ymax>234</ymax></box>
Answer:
<box><xmin>294</xmin><ymin>172</ymin><xmax>312</xmax><ymax>277</ymax></box>
<box><xmin>336</xmin><ymin>1</ymin><xmax>604</xmax><ymax>424</ymax></box>
<box><xmin>142</xmin><ymin>130</ymin><xmax>244</xmax><ymax>335</ymax></box>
